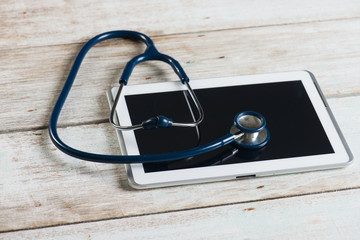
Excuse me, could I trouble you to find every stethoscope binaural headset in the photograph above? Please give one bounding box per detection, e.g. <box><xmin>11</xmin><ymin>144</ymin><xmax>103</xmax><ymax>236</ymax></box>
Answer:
<box><xmin>49</xmin><ymin>30</ymin><xmax>270</xmax><ymax>164</ymax></box>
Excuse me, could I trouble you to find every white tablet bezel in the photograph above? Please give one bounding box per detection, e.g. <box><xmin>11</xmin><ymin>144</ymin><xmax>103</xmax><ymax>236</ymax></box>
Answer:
<box><xmin>108</xmin><ymin>71</ymin><xmax>353</xmax><ymax>189</ymax></box>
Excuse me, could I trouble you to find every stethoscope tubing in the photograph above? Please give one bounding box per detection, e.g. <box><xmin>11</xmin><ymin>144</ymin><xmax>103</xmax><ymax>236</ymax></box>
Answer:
<box><xmin>50</xmin><ymin>129</ymin><xmax>236</xmax><ymax>163</ymax></box>
<box><xmin>49</xmin><ymin>30</ymin><xmax>237</xmax><ymax>163</ymax></box>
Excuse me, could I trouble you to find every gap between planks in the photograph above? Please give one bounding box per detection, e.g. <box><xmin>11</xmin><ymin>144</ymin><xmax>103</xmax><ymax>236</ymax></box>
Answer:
<box><xmin>1</xmin><ymin>16</ymin><xmax>360</xmax><ymax>53</ymax></box>
<box><xmin>2</xmin><ymin>0</ymin><xmax>360</xmax><ymax>51</ymax></box>
<box><xmin>1</xmin><ymin>186</ymin><xmax>358</xmax><ymax>235</ymax></box>
<box><xmin>0</xmin><ymin>119</ymin><xmax>109</xmax><ymax>135</ymax></box>
<box><xmin>1</xmin><ymin>188</ymin><xmax>360</xmax><ymax>240</ymax></box>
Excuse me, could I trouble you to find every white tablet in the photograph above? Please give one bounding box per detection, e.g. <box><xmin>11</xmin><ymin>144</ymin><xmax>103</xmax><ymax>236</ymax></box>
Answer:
<box><xmin>107</xmin><ymin>71</ymin><xmax>353</xmax><ymax>189</ymax></box>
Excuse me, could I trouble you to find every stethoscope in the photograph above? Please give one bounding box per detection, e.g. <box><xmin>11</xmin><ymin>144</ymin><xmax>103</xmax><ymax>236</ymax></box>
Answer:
<box><xmin>49</xmin><ymin>30</ymin><xmax>270</xmax><ymax>164</ymax></box>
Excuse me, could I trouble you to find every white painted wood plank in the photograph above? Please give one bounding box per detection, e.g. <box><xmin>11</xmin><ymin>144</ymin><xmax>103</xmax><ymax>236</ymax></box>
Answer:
<box><xmin>2</xmin><ymin>189</ymin><xmax>360</xmax><ymax>240</ymax></box>
<box><xmin>1</xmin><ymin>19</ymin><xmax>360</xmax><ymax>132</ymax></box>
<box><xmin>1</xmin><ymin>0</ymin><xmax>360</xmax><ymax>50</ymax></box>
<box><xmin>0</xmin><ymin>95</ymin><xmax>358</xmax><ymax>232</ymax></box>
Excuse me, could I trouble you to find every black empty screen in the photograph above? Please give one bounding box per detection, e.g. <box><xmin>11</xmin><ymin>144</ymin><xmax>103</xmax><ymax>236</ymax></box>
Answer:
<box><xmin>125</xmin><ymin>80</ymin><xmax>334</xmax><ymax>173</ymax></box>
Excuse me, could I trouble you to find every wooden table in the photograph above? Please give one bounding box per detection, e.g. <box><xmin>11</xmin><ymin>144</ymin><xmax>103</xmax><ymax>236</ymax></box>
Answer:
<box><xmin>1</xmin><ymin>1</ymin><xmax>359</xmax><ymax>239</ymax></box>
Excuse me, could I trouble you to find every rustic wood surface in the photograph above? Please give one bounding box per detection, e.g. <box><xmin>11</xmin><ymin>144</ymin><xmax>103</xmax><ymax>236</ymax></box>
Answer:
<box><xmin>2</xmin><ymin>189</ymin><xmax>360</xmax><ymax>240</ymax></box>
<box><xmin>1</xmin><ymin>0</ymin><xmax>359</xmax><ymax>239</ymax></box>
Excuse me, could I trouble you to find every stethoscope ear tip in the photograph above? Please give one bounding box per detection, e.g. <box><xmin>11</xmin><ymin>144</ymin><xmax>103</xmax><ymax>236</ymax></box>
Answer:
<box><xmin>230</xmin><ymin>111</ymin><xmax>270</xmax><ymax>149</ymax></box>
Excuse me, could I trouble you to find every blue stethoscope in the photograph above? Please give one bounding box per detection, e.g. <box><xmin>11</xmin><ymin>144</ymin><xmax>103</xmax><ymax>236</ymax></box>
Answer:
<box><xmin>49</xmin><ymin>30</ymin><xmax>270</xmax><ymax>164</ymax></box>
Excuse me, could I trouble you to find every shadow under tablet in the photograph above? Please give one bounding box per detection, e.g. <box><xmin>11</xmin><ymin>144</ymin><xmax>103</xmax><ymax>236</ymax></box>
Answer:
<box><xmin>125</xmin><ymin>80</ymin><xmax>334</xmax><ymax>173</ymax></box>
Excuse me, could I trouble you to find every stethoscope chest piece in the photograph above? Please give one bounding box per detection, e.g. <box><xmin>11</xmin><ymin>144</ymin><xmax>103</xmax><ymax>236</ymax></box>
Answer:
<box><xmin>230</xmin><ymin>111</ymin><xmax>270</xmax><ymax>149</ymax></box>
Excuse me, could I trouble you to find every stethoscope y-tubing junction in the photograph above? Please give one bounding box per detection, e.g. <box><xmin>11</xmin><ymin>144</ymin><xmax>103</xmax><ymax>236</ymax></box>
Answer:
<box><xmin>49</xmin><ymin>30</ymin><xmax>237</xmax><ymax>163</ymax></box>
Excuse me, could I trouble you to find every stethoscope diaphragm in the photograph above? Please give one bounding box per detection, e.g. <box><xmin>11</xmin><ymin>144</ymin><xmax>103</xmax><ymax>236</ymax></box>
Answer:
<box><xmin>230</xmin><ymin>111</ymin><xmax>270</xmax><ymax>149</ymax></box>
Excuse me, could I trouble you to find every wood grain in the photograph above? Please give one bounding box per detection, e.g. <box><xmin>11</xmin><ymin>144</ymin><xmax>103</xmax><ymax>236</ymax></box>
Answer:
<box><xmin>0</xmin><ymin>95</ymin><xmax>358</xmax><ymax>232</ymax></box>
<box><xmin>1</xmin><ymin>0</ymin><xmax>360</xmax><ymax>50</ymax></box>
<box><xmin>1</xmin><ymin>0</ymin><xmax>360</xmax><ymax>237</ymax></box>
<box><xmin>2</xmin><ymin>188</ymin><xmax>360</xmax><ymax>239</ymax></box>
<box><xmin>1</xmin><ymin>18</ymin><xmax>360</xmax><ymax>133</ymax></box>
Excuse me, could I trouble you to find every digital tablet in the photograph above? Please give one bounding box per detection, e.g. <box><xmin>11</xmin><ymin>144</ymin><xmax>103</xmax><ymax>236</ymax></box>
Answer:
<box><xmin>107</xmin><ymin>71</ymin><xmax>353</xmax><ymax>189</ymax></box>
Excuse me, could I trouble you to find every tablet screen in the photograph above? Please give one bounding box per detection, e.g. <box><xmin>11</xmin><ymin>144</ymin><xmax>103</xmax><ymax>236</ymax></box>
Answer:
<box><xmin>125</xmin><ymin>80</ymin><xmax>334</xmax><ymax>173</ymax></box>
